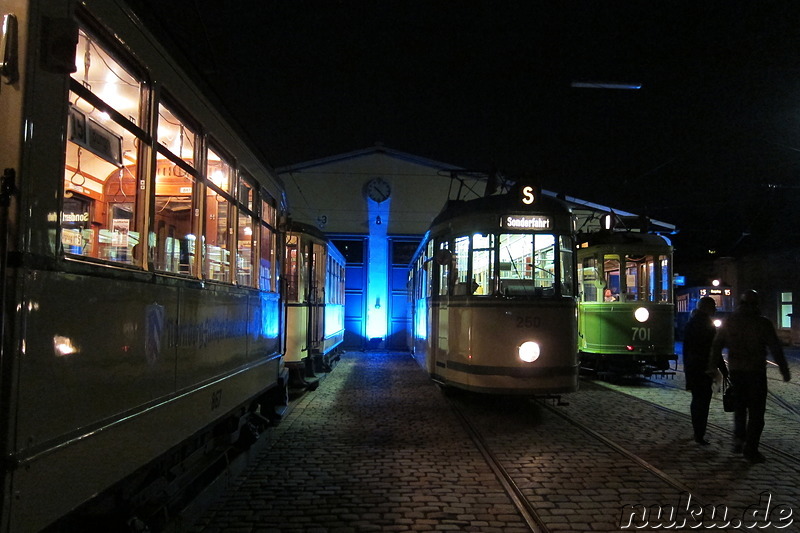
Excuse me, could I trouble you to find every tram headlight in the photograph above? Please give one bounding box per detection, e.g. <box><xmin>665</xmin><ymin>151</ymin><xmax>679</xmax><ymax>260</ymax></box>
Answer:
<box><xmin>518</xmin><ymin>341</ymin><xmax>540</xmax><ymax>363</ymax></box>
<box><xmin>713</xmin><ymin>318</ymin><xmax>722</xmax><ymax>328</ymax></box>
<box><xmin>634</xmin><ymin>307</ymin><xmax>650</xmax><ymax>323</ymax></box>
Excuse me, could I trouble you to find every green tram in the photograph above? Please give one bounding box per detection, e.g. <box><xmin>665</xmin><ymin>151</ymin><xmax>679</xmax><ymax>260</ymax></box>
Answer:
<box><xmin>576</xmin><ymin>231</ymin><xmax>676</xmax><ymax>377</ymax></box>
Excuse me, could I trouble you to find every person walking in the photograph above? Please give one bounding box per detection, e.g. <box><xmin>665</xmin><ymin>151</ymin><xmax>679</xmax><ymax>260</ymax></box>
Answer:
<box><xmin>684</xmin><ymin>296</ymin><xmax>725</xmax><ymax>445</ymax></box>
<box><xmin>708</xmin><ymin>290</ymin><xmax>791</xmax><ymax>463</ymax></box>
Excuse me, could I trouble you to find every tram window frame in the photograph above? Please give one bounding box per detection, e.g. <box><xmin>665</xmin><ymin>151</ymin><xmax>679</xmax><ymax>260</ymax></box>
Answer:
<box><xmin>451</xmin><ymin>236</ymin><xmax>470</xmax><ymax>296</ymax></box>
<box><xmin>471</xmin><ymin>233</ymin><xmax>494</xmax><ymax>296</ymax></box>
<box><xmin>259</xmin><ymin>197</ymin><xmax>277</xmax><ymax>292</ymax></box>
<box><xmin>436</xmin><ymin>240</ymin><xmax>452</xmax><ymax>296</ymax></box>
<box><xmin>235</xmin><ymin>171</ymin><xmax>257</xmax><ymax>287</ymax></box>
<box><xmin>63</xmin><ymin>25</ymin><xmax>149</xmax><ymax>267</ymax></box>
<box><xmin>580</xmin><ymin>257</ymin><xmax>601</xmax><ymax>302</ymax></box>
<box><xmin>153</xmin><ymin>97</ymin><xmax>201</xmax><ymax>276</ymax></box>
<box><xmin>284</xmin><ymin>234</ymin><xmax>301</xmax><ymax>302</ymax></box>
<box><xmin>498</xmin><ymin>233</ymin><xmax>558</xmax><ymax>297</ymax></box>
<box><xmin>204</xmin><ymin>144</ymin><xmax>235</xmax><ymax>283</ymax></box>
<box><xmin>603</xmin><ymin>255</ymin><xmax>621</xmax><ymax>301</ymax></box>
<box><xmin>560</xmin><ymin>235</ymin><xmax>575</xmax><ymax>297</ymax></box>
<box><xmin>660</xmin><ymin>255</ymin><xmax>671</xmax><ymax>302</ymax></box>
<box><xmin>312</xmin><ymin>242</ymin><xmax>326</xmax><ymax>303</ymax></box>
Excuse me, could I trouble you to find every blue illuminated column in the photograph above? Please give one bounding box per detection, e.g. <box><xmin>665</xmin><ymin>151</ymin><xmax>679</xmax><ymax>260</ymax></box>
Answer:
<box><xmin>366</xmin><ymin>197</ymin><xmax>390</xmax><ymax>343</ymax></box>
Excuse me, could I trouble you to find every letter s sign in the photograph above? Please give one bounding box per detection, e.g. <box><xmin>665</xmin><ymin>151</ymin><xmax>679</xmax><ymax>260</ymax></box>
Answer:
<box><xmin>521</xmin><ymin>185</ymin><xmax>536</xmax><ymax>205</ymax></box>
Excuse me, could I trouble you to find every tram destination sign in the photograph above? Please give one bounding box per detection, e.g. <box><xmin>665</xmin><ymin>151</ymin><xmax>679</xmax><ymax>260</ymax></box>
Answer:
<box><xmin>501</xmin><ymin>215</ymin><xmax>551</xmax><ymax>230</ymax></box>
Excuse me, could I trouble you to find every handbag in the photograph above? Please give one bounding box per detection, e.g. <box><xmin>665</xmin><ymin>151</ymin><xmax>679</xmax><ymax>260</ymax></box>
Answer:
<box><xmin>722</xmin><ymin>379</ymin><xmax>736</xmax><ymax>412</ymax></box>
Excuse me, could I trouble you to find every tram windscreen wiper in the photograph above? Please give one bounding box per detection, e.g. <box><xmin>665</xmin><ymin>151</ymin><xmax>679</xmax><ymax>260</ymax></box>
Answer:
<box><xmin>504</xmin><ymin>248</ymin><xmax>534</xmax><ymax>296</ymax></box>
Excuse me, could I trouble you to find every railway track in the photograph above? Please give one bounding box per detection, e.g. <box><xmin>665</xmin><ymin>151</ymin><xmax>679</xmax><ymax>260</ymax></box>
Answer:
<box><xmin>445</xmin><ymin>389</ymin><xmax>710</xmax><ymax>532</ymax></box>
<box><xmin>444</xmin><ymin>371</ymin><xmax>800</xmax><ymax>532</ymax></box>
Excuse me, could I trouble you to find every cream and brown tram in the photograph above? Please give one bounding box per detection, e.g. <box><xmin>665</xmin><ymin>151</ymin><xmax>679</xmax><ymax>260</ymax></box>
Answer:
<box><xmin>0</xmin><ymin>1</ymin><xmax>288</xmax><ymax>530</ymax></box>
<box><xmin>408</xmin><ymin>182</ymin><xmax>579</xmax><ymax>396</ymax></box>
<box><xmin>283</xmin><ymin>222</ymin><xmax>345</xmax><ymax>389</ymax></box>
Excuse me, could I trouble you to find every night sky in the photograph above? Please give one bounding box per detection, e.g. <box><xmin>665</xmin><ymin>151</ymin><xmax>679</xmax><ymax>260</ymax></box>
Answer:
<box><xmin>127</xmin><ymin>1</ymin><xmax>800</xmax><ymax>264</ymax></box>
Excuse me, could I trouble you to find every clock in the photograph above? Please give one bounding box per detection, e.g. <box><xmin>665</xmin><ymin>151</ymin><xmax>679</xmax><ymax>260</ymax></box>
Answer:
<box><xmin>365</xmin><ymin>177</ymin><xmax>391</xmax><ymax>202</ymax></box>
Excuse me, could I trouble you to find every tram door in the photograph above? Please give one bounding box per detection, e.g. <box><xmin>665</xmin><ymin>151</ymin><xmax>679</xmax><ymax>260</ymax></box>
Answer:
<box><xmin>387</xmin><ymin>239</ymin><xmax>420</xmax><ymax>350</ymax></box>
<box><xmin>332</xmin><ymin>238</ymin><xmax>367</xmax><ymax>350</ymax></box>
<box><xmin>308</xmin><ymin>241</ymin><xmax>326</xmax><ymax>353</ymax></box>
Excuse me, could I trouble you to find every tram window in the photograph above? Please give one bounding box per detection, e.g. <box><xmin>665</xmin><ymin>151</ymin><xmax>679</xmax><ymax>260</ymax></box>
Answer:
<box><xmin>312</xmin><ymin>242</ymin><xmax>326</xmax><ymax>302</ymax></box>
<box><xmin>285</xmin><ymin>235</ymin><xmax>301</xmax><ymax>302</ymax></box>
<box><xmin>621</xmin><ymin>254</ymin><xmax>657</xmax><ymax>302</ymax></box>
<box><xmin>64</xmin><ymin>29</ymin><xmax>144</xmax><ymax>266</ymax></box>
<box><xmin>237</xmin><ymin>209</ymin><xmax>254</xmax><ymax>286</ymax></box>
<box><xmin>259</xmin><ymin>222</ymin><xmax>275</xmax><ymax>291</ymax></box>
<box><xmin>154</xmin><ymin>102</ymin><xmax>199</xmax><ymax>275</ymax></box>
<box><xmin>260</xmin><ymin>199</ymin><xmax>277</xmax><ymax>291</ymax></box>
<box><xmin>451</xmin><ymin>236</ymin><xmax>470</xmax><ymax>295</ymax></box>
<box><xmin>498</xmin><ymin>234</ymin><xmax>556</xmax><ymax>297</ymax></box>
<box><xmin>205</xmin><ymin>148</ymin><xmax>233</xmax><ymax>282</ymax></box>
<box><xmin>660</xmin><ymin>255</ymin><xmax>671</xmax><ymax>302</ymax></box>
<box><xmin>235</xmin><ymin>173</ymin><xmax>257</xmax><ymax>287</ymax></box>
<box><xmin>471</xmin><ymin>233</ymin><xmax>494</xmax><ymax>296</ymax></box>
<box><xmin>580</xmin><ymin>258</ymin><xmax>600</xmax><ymax>302</ymax></box>
<box><xmin>603</xmin><ymin>255</ymin><xmax>620</xmax><ymax>301</ymax></box>
<box><xmin>560</xmin><ymin>236</ymin><xmax>574</xmax><ymax>297</ymax></box>
<box><xmin>437</xmin><ymin>241</ymin><xmax>451</xmax><ymax>296</ymax></box>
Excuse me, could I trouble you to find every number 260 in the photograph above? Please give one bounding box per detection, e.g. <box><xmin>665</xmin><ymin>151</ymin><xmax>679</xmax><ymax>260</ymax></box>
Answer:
<box><xmin>516</xmin><ymin>316</ymin><xmax>541</xmax><ymax>328</ymax></box>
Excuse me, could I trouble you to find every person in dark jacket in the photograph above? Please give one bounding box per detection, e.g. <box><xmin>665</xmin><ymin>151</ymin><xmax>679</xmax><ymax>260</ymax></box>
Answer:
<box><xmin>684</xmin><ymin>296</ymin><xmax>725</xmax><ymax>445</ymax></box>
<box><xmin>708</xmin><ymin>290</ymin><xmax>791</xmax><ymax>463</ymax></box>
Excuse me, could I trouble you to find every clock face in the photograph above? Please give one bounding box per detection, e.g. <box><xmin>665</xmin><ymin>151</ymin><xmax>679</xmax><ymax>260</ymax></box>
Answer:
<box><xmin>365</xmin><ymin>178</ymin><xmax>391</xmax><ymax>202</ymax></box>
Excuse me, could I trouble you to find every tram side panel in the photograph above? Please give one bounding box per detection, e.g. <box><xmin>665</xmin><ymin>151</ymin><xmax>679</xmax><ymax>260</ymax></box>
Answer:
<box><xmin>0</xmin><ymin>0</ymin><xmax>287</xmax><ymax>529</ymax></box>
<box><xmin>14</xmin><ymin>270</ymin><xmax>283</xmax><ymax>532</ymax></box>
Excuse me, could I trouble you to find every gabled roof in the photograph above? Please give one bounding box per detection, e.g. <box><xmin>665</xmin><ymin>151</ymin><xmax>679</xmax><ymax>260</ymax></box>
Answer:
<box><xmin>277</xmin><ymin>144</ymin><xmax>677</xmax><ymax>234</ymax></box>
<box><xmin>275</xmin><ymin>143</ymin><xmax>464</xmax><ymax>174</ymax></box>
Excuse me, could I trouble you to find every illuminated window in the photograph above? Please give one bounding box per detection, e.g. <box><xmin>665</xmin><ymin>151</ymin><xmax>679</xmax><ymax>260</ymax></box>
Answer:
<box><xmin>498</xmin><ymin>233</ymin><xmax>556</xmax><ymax>296</ymax></box>
<box><xmin>259</xmin><ymin>199</ymin><xmax>276</xmax><ymax>291</ymax></box>
<box><xmin>660</xmin><ymin>255</ymin><xmax>671</xmax><ymax>302</ymax></box>
<box><xmin>451</xmin><ymin>236</ymin><xmax>470</xmax><ymax>295</ymax></box>
<box><xmin>63</xmin><ymin>28</ymin><xmax>146</xmax><ymax>265</ymax></box>
<box><xmin>236</xmin><ymin>172</ymin><xmax>256</xmax><ymax>287</ymax></box>
<box><xmin>580</xmin><ymin>257</ymin><xmax>600</xmax><ymax>302</ymax></box>
<box><xmin>153</xmin><ymin>100</ymin><xmax>198</xmax><ymax>275</ymax></box>
<box><xmin>285</xmin><ymin>234</ymin><xmax>301</xmax><ymax>302</ymax></box>
<box><xmin>437</xmin><ymin>241</ymin><xmax>451</xmax><ymax>296</ymax></box>
<box><xmin>560</xmin><ymin>236</ymin><xmax>574</xmax><ymax>297</ymax></box>
<box><xmin>312</xmin><ymin>242</ymin><xmax>326</xmax><ymax>302</ymax></box>
<box><xmin>602</xmin><ymin>255</ymin><xmax>621</xmax><ymax>301</ymax></box>
<box><xmin>780</xmin><ymin>292</ymin><xmax>793</xmax><ymax>329</ymax></box>
<box><xmin>471</xmin><ymin>233</ymin><xmax>494</xmax><ymax>296</ymax></box>
<box><xmin>204</xmin><ymin>147</ymin><xmax>232</xmax><ymax>282</ymax></box>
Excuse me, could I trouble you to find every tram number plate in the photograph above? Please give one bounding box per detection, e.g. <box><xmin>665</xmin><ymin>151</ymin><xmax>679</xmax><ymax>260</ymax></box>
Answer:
<box><xmin>631</xmin><ymin>327</ymin><xmax>651</xmax><ymax>341</ymax></box>
<box><xmin>516</xmin><ymin>316</ymin><xmax>541</xmax><ymax>328</ymax></box>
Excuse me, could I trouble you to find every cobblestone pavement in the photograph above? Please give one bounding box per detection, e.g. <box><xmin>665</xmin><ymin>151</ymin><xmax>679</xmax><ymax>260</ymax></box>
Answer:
<box><xmin>184</xmin><ymin>349</ymin><xmax>800</xmax><ymax>533</ymax></box>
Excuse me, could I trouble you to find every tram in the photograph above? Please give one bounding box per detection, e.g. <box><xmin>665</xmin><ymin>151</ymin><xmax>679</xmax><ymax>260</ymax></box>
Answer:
<box><xmin>283</xmin><ymin>222</ymin><xmax>345</xmax><ymax>389</ymax></box>
<box><xmin>576</xmin><ymin>231</ymin><xmax>676</xmax><ymax>377</ymax></box>
<box><xmin>675</xmin><ymin>283</ymin><xmax>735</xmax><ymax>338</ymax></box>
<box><xmin>408</xmin><ymin>182</ymin><xmax>579</xmax><ymax>396</ymax></box>
<box><xmin>0</xmin><ymin>1</ymin><xmax>288</xmax><ymax>530</ymax></box>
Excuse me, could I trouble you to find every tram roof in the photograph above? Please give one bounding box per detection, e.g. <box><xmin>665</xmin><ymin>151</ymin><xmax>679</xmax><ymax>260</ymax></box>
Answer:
<box><xmin>546</xmin><ymin>190</ymin><xmax>676</xmax><ymax>235</ymax></box>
